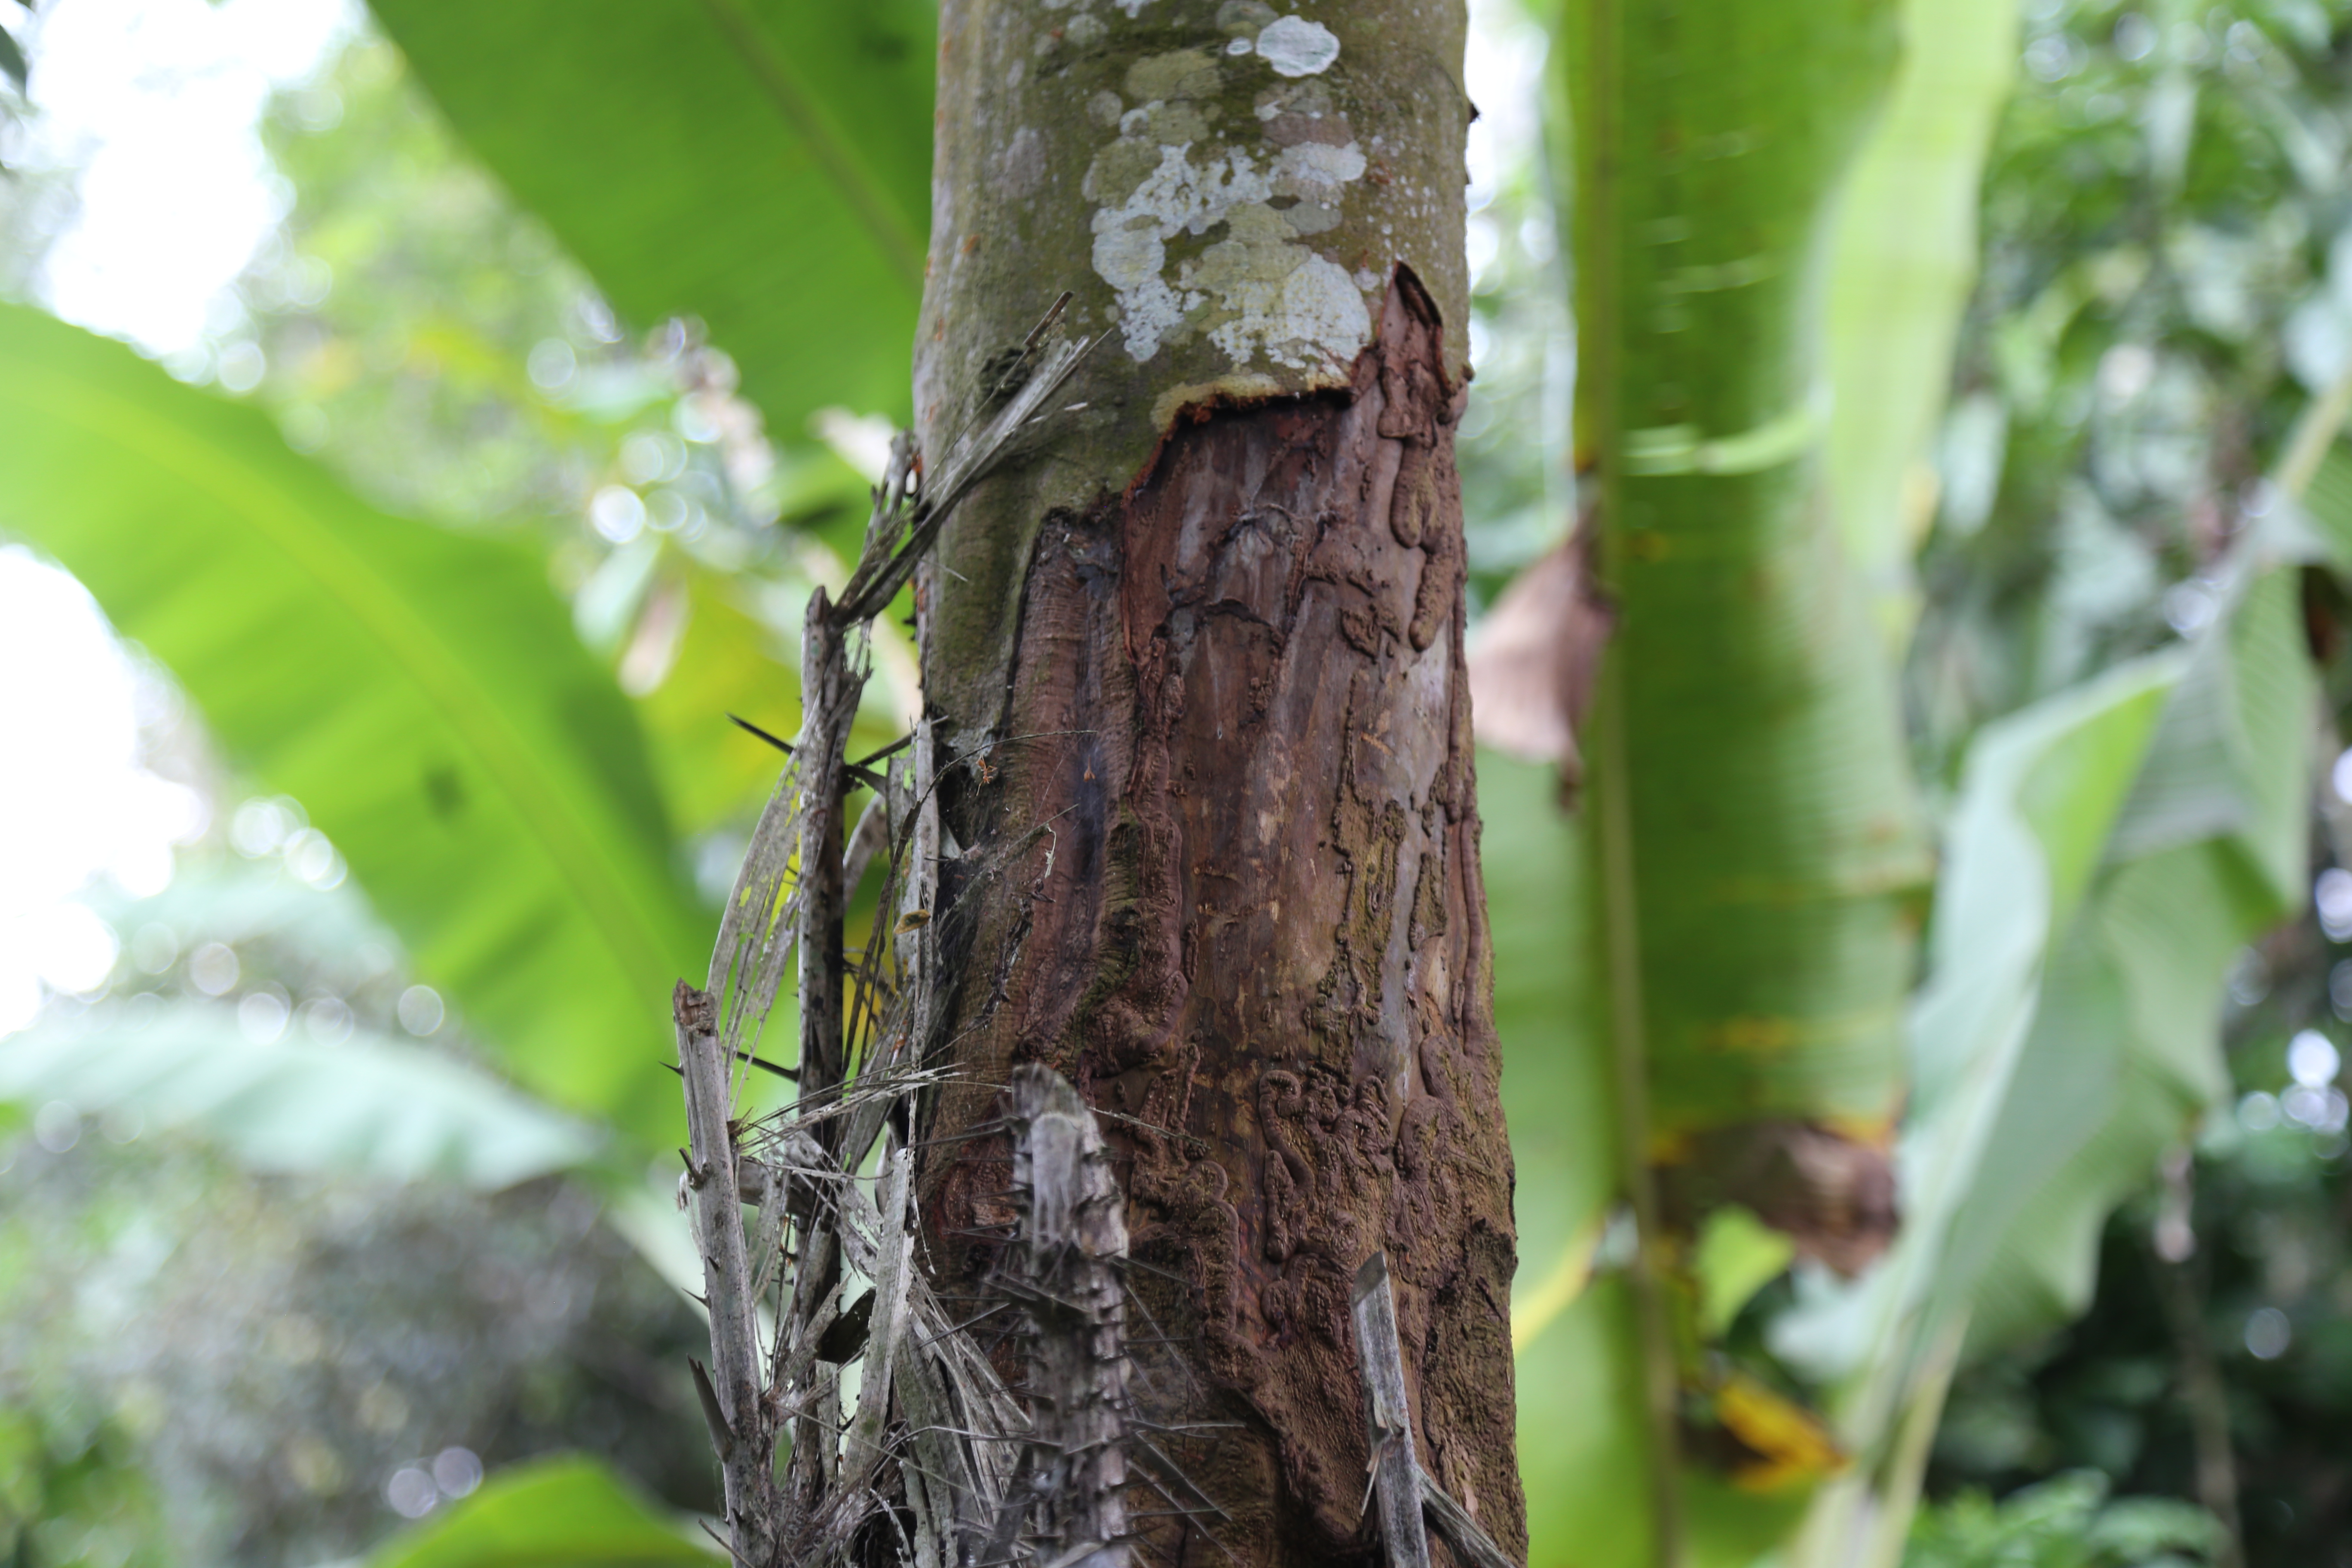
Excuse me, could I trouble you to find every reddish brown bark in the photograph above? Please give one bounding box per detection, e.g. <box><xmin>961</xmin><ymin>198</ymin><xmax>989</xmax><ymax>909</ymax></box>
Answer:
<box><xmin>915</xmin><ymin>273</ymin><xmax>1523</xmax><ymax>1565</ymax></box>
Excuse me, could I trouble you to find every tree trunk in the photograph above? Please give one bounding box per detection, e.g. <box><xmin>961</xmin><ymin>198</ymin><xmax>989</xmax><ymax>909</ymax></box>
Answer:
<box><xmin>908</xmin><ymin>3</ymin><xmax>1525</xmax><ymax>1562</ymax></box>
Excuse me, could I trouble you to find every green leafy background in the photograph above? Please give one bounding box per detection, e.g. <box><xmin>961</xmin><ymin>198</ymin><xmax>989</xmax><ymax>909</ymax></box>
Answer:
<box><xmin>0</xmin><ymin>305</ymin><xmax>711</xmax><ymax>1151</ymax></box>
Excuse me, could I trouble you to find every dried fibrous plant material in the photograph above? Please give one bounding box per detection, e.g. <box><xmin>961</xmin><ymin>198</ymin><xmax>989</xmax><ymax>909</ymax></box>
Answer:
<box><xmin>1352</xmin><ymin>1251</ymin><xmax>1525</xmax><ymax>1568</ymax></box>
<box><xmin>674</xmin><ymin>311</ymin><xmax>1176</xmax><ymax>1568</ymax></box>
<box><xmin>986</xmin><ymin>1066</ymin><xmax>1134</xmax><ymax>1568</ymax></box>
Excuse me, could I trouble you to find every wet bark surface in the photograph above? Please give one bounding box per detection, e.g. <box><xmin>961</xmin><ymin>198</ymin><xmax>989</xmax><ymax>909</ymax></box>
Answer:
<box><xmin>915</xmin><ymin>274</ymin><xmax>1524</xmax><ymax>1565</ymax></box>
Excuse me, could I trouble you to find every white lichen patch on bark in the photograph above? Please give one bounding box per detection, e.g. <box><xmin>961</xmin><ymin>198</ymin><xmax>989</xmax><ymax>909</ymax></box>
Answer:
<box><xmin>1083</xmin><ymin>46</ymin><xmax>1373</xmax><ymax>373</ymax></box>
<box><xmin>1252</xmin><ymin>15</ymin><xmax>1341</xmax><ymax>76</ymax></box>
<box><xmin>1192</xmin><ymin>205</ymin><xmax>1366</xmax><ymax>366</ymax></box>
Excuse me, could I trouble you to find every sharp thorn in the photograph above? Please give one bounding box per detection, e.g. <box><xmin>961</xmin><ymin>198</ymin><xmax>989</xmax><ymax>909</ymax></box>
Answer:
<box><xmin>727</xmin><ymin>713</ymin><xmax>795</xmax><ymax>754</ymax></box>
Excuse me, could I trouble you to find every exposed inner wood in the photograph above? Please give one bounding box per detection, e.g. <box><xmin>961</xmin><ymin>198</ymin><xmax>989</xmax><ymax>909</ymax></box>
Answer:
<box><xmin>917</xmin><ymin>272</ymin><xmax>1525</xmax><ymax>1564</ymax></box>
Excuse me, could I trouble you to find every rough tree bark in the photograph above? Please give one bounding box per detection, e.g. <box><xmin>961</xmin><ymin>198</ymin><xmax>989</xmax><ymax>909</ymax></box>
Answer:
<box><xmin>909</xmin><ymin>2</ymin><xmax>1525</xmax><ymax>1563</ymax></box>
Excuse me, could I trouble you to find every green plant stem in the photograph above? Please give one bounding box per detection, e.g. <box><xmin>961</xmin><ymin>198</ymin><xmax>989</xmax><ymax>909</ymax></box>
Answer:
<box><xmin>2275</xmin><ymin>354</ymin><xmax>2352</xmax><ymax>503</ymax></box>
<box><xmin>1577</xmin><ymin>8</ymin><xmax>1682</xmax><ymax>1548</ymax></box>
<box><xmin>1593</xmin><ymin>658</ymin><xmax>1688</xmax><ymax>1568</ymax></box>
<box><xmin>1858</xmin><ymin>1316</ymin><xmax>1967</xmax><ymax>1568</ymax></box>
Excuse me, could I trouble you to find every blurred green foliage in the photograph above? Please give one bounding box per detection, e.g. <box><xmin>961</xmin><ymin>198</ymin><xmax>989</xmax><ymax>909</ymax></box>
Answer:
<box><xmin>363</xmin><ymin>0</ymin><xmax>935</xmax><ymax>435</ymax></box>
<box><xmin>0</xmin><ymin>301</ymin><xmax>716</xmax><ymax>1152</ymax></box>
<box><xmin>1900</xmin><ymin>1</ymin><xmax>2352</xmax><ymax>1564</ymax></box>
<box><xmin>237</xmin><ymin>37</ymin><xmax>904</xmax><ymax>850</ymax></box>
<box><xmin>0</xmin><ymin>781</ymin><xmax>715</xmax><ymax>1566</ymax></box>
<box><xmin>1911</xmin><ymin>0</ymin><xmax>2352</xmax><ymax>779</ymax></box>
<box><xmin>1908</xmin><ymin>1472</ymin><xmax>2220</xmax><ymax>1568</ymax></box>
<box><xmin>364</xmin><ymin>1456</ymin><xmax>721</xmax><ymax>1568</ymax></box>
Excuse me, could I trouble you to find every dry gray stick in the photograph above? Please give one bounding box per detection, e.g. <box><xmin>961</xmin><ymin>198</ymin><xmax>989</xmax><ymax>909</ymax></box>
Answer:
<box><xmin>779</xmin><ymin>589</ymin><xmax>864</xmax><ymax>1531</ymax></box>
<box><xmin>901</xmin><ymin>1445</ymin><xmax>945</xmax><ymax>1568</ymax></box>
<box><xmin>837</xmin><ymin>757</ymin><xmax>916</xmax><ymax>1179</ymax></box>
<box><xmin>1352</xmin><ymin>1251</ymin><xmax>1433</xmax><ymax>1568</ymax></box>
<box><xmin>903</xmin><ymin>715</ymin><xmax>938</xmax><ymax>973</ymax></box>
<box><xmin>763</xmin><ymin>1124</ymin><xmax>1026</xmax><ymax>1561</ymax></box>
<box><xmin>838</xmin><ymin>1143</ymin><xmax>915</xmax><ymax>1496</ymax></box>
<box><xmin>1010</xmin><ymin>1065</ymin><xmax>1131</xmax><ymax>1568</ymax></box>
<box><xmin>897</xmin><ymin>1304</ymin><xmax>993</xmax><ymax>1561</ymax></box>
<box><xmin>781</xmin><ymin>1215</ymin><xmax>843</xmax><ymax>1517</ymax></box>
<box><xmin>840</xmin><ymin>716</ymin><xmax>940</xmax><ymax>1182</ymax></box>
<box><xmin>1418</xmin><ymin>1467</ymin><xmax>1519</xmax><ymax>1568</ymax></box>
<box><xmin>675</xmin><ymin>980</ymin><xmax>780</xmax><ymax>1564</ymax></box>
<box><xmin>841</xmin><ymin>787</ymin><xmax>891</xmax><ymax>903</ymax></box>
<box><xmin>677</xmin><ymin>306</ymin><xmax>1090</xmax><ymax>1567</ymax></box>
<box><xmin>796</xmin><ymin>591</ymin><xmax>862</xmax><ymax>1096</ymax></box>
<box><xmin>832</xmin><ymin>330</ymin><xmax>1093</xmax><ymax>625</ymax></box>
<box><xmin>799</xmin><ymin>1142</ymin><xmax>922</xmax><ymax>1560</ymax></box>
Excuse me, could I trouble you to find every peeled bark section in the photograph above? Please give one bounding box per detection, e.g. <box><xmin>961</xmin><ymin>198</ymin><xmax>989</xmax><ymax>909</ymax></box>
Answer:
<box><xmin>919</xmin><ymin>269</ymin><xmax>1520</xmax><ymax>1567</ymax></box>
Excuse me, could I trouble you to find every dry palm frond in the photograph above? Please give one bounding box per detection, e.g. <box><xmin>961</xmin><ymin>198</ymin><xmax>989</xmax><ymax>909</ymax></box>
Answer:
<box><xmin>673</xmin><ymin>302</ymin><xmax>1161</xmax><ymax>1568</ymax></box>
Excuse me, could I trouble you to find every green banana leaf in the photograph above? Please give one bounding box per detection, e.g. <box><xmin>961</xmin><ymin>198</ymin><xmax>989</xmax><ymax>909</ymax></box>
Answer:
<box><xmin>1775</xmin><ymin>560</ymin><xmax>2312</xmax><ymax>1564</ymax></box>
<box><xmin>1565</xmin><ymin>0</ymin><xmax>1930</xmax><ymax>1188</ymax></box>
<box><xmin>1483</xmin><ymin>746</ymin><xmax>1637</xmax><ymax>1562</ymax></box>
<box><xmin>364</xmin><ymin>0</ymin><xmax>934</xmax><ymax>433</ymax></box>
<box><xmin>1822</xmin><ymin>0</ymin><xmax>2021</xmax><ymax>639</ymax></box>
<box><xmin>2290</xmin><ymin>441</ymin><xmax>2352</xmax><ymax>566</ymax></box>
<box><xmin>1554</xmin><ymin>0</ymin><xmax>1933</xmax><ymax>1554</ymax></box>
<box><xmin>1513</xmin><ymin>1283</ymin><xmax>1657</xmax><ymax>1568</ymax></box>
<box><xmin>1964</xmin><ymin>572</ymin><xmax>2307</xmax><ymax>1347</ymax></box>
<box><xmin>628</xmin><ymin>562</ymin><xmax>807</xmax><ymax>840</ymax></box>
<box><xmin>0</xmin><ymin>1000</ymin><xmax>598</xmax><ymax>1188</ymax></box>
<box><xmin>1771</xmin><ymin>652</ymin><xmax>2185</xmax><ymax>1403</ymax></box>
<box><xmin>1488</xmin><ymin>751</ymin><xmax>1614</xmax><ymax>1311</ymax></box>
<box><xmin>1525</xmin><ymin>0</ymin><xmax>2049</xmax><ymax>1557</ymax></box>
<box><xmin>0</xmin><ymin>304</ymin><xmax>710</xmax><ymax>1152</ymax></box>
<box><xmin>367</xmin><ymin>1456</ymin><xmax>721</xmax><ymax>1568</ymax></box>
